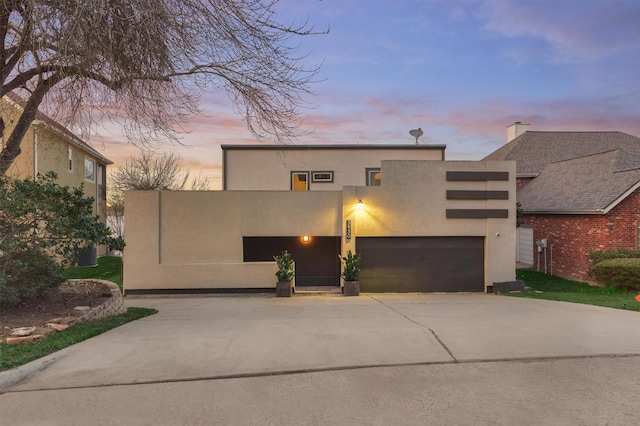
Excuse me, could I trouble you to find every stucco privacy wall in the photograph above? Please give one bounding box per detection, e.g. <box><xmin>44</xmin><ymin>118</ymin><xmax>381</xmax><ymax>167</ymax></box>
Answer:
<box><xmin>341</xmin><ymin>160</ymin><xmax>517</xmax><ymax>287</ymax></box>
<box><xmin>124</xmin><ymin>160</ymin><xmax>516</xmax><ymax>292</ymax></box>
<box><xmin>223</xmin><ymin>145</ymin><xmax>445</xmax><ymax>190</ymax></box>
<box><xmin>124</xmin><ymin>190</ymin><xmax>343</xmax><ymax>291</ymax></box>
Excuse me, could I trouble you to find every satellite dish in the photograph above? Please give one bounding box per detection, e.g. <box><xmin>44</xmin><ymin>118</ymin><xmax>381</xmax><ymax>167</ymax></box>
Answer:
<box><xmin>409</xmin><ymin>128</ymin><xmax>423</xmax><ymax>145</ymax></box>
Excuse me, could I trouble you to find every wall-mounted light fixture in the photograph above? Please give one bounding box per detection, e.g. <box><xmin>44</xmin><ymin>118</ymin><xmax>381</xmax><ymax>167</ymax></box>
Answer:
<box><xmin>356</xmin><ymin>199</ymin><xmax>364</xmax><ymax>210</ymax></box>
<box><xmin>302</xmin><ymin>235</ymin><xmax>311</xmax><ymax>243</ymax></box>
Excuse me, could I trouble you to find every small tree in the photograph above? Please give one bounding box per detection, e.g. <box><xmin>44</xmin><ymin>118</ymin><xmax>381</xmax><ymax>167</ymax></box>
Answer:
<box><xmin>0</xmin><ymin>172</ymin><xmax>118</xmax><ymax>306</ymax></box>
<box><xmin>110</xmin><ymin>151</ymin><xmax>210</xmax><ymax>193</ymax></box>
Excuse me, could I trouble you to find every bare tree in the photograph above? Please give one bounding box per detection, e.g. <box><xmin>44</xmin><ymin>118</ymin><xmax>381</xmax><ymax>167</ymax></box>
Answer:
<box><xmin>0</xmin><ymin>0</ymin><xmax>325</xmax><ymax>175</ymax></box>
<box><xmin>106</xmin><ymin>150</ymin><xmax>209</xmax><ymax>237</ymax></box>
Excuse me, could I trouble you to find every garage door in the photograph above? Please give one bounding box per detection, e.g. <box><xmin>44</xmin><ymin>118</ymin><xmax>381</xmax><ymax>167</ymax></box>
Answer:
<box><xmin>356</xmin><ymin>237</ymin><xmax>484</xmax><ymax>292</ymax></box>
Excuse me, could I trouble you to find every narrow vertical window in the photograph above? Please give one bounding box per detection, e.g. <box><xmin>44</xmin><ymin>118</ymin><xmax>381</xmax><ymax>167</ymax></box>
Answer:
<box><xmin>68</xmin><ymin>147</ymin><xmax>73</xmax><ymax>171</ymax></box>
<box><xmin>84</xmin><ymin>158</ymin><xmax>95</xmax><ymax>182</ymax></box>
<box><xmin>291</xmin><ymin>171</ymin><xmax>309</xmax><ymax>191</ymax></box>
<box><xmin>366</xmin><ymin>168</ymin><xmax>381</xmax><ymax>186</ymax></box>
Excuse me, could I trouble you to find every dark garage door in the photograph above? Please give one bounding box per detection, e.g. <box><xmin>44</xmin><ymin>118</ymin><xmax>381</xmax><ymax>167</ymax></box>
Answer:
<box><xmin>356</xmin><ymin>237</ymin><xmax>484</xmax><ymax>292</ymax></box>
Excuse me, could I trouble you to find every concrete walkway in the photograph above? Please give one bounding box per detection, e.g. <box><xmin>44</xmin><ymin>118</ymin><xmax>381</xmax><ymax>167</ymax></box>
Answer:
<box><xmin>1</xmin><ymin>294</ymin><xmax>639</xmax><ymax>425</ymax></box>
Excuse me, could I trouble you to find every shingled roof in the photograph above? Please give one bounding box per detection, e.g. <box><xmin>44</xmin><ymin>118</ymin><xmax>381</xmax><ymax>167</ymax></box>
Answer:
<box><xmin>483</xmin><ymin>131</ymin><xmax>640</xmax><ymax>213</ymax></box>
<box><xmin>483</xmin><ymin>131</ymin><xmax>640</xmax><ymax>176</ymax></box>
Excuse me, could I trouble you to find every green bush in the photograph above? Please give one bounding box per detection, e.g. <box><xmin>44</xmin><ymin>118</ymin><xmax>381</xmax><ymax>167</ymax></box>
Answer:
<box><xmin>589</xmin><ymin>249</ymin><xmax>640</xmax><ymax>264</ymax></box>
<box><xmin>0</xmin><ymin>173</ymin><xmax>114</xmax><ymax>307</ymax></box>
<box><xmin>0</xmin><ymin>248</ymin><xmax>65</xmax><ymax>307</ymax></box>
<box><xmin>592</xmin><ymin>258</ymin><xmax>640</xmax><ymax>291</ymax></box>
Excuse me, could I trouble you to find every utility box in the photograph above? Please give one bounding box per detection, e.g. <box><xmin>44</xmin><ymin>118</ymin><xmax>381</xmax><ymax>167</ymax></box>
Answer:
<box><xmin>77</xmin><ymin>246</ymin><xmax>98</xmax><ymax>267</ymax></box>
<box><xmin>493</xmin><ymin>280</ymin><xmax>525</xmax><ymax>294</ymax></box>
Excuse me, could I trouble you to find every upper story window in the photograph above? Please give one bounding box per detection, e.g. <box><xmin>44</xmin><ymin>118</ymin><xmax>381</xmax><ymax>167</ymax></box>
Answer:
<box><xmin>84</xmin><ymin>158</ymin><xmax>95</xmax><ymax>182</ymax></box>
<box><xmin>366</xmin><ymin>168</ymin><xmax>381</xmax><ymax>186</ymax></box>
<box><xmin>312</xmin><ymin>171</ymin><xmax>333</xmax><ymax>183</ymax></box>
<box><xmin>291</xmin><ymin>171</ymin><xmax>309</xmax><ymax>191</ymax></box>
<box><xmin>68</xmin><ymin>147</ymin><xmax>73</xmax><ymax>171</ymax></box>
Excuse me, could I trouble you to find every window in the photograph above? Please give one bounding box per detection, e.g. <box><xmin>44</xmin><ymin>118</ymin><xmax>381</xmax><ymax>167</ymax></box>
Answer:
<box><xmin>312</xmin><ymin>171</ymin><xmax>334</xmax><ymax>183</ymax></box>
<box><xmin>68</xmin><ymin>147</ymin><xmax>73</xmax><ymax>171</ymax></box>
<box><xmin>97</xmin><ymin>165</ymin><xmax>106</xmax><ymax>200</ymax></box>
<box><xmin>366</xmin><ymin>168</ymin><xmax>381</xmax><ymax>186</ymax></box>
<box><xmin>291</xmin><ymin>171</ymin><xmax>309</xmax><ymax>191</ymax></box>
<box><xmin>84</xmin><ymin>158</ymin><xmax>95</xmax><ymax>182</ymax></box>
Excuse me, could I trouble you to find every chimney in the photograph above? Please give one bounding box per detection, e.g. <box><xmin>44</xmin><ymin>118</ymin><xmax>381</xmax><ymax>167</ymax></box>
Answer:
<box><xmin>507</xmin><ymin>122</ymin><xmax>530</xmax><ymax>142</ymax></box>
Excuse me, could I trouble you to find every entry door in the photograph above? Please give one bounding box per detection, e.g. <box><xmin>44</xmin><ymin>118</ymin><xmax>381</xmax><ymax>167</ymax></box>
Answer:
<box><xmin>356</xmin><ymin>237</ymin><xmax>484</xmax><ymax>292</ymax></box>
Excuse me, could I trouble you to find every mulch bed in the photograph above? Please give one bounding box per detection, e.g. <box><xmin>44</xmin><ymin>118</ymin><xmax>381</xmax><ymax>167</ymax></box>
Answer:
<box><xmin>1</xmin><ymin>281</ymin><xmax>112</xmax><ymax>341</ymax></box>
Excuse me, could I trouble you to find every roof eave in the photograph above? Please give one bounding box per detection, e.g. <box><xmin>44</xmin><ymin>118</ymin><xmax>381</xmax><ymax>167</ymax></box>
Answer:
<box><xmin>32</xmin><ymin>120</ymin><xmax>113</xmax><ymax>165</ymax></box>
<box><xmin>522</xmin><ymin>209</ymin><xmax>605</xmax><ymax>215</ymax></box>
<box><xmin>601</xmin><ymin>180</ymin><xmax>640</xmax><ymax>214</ymax></box>
<box><xmin>221</xmin><ymin>144</ymin><xmax>447</xmax><ymax>151</ymax></box>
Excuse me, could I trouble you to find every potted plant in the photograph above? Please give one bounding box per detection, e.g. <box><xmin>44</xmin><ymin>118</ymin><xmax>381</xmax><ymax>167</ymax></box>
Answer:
<box><xmin>339</xmin><ymin>250</ymin><xmax>361</xmax><ymax>296</ymax></box>
<box><xmin>274</xmin><ymin>250</ymin><xmax>295</xmax><ymax>297</ymax></box>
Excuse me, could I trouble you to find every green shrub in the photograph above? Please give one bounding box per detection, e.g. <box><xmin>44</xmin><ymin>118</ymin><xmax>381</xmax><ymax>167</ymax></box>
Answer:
<box><xmin>589</xmin><ymin>249</ymin><xmax>640</xmax><ymax>264</ymax></box>
<box><xmin>592</xmin><ymin>258</ymin><xmax>640</xmax><ymax>291</ymax></box>
<box><xmin>0</xmin><ymin>248</ymin><xmax>65</xmax><ymax>307</ymax></box>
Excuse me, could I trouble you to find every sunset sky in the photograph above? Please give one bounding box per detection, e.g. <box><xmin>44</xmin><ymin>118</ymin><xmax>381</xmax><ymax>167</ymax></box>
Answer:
<box><xmin>92</xmin><ymin>0</ymin><xmax>640</xmax><ymax>189</ymax></box>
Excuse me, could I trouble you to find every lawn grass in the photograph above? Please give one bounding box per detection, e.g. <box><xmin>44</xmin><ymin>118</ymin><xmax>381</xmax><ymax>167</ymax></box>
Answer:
<box><xmin>510</xmin><ymin>269</ymin><xmax>640</xmax><ymax>312</ymax></box>
<box><xmin>0</xmin><ymin>307</ymin><xmax>157</xmax><ymax>372</ymax></box>
<box><xmin>63</xmin><ymin>255</ymin><xmax>123</xmax><ymax>291</ymax></box>
<box><xmin>1</xmin><ymin>256</ymin><xmax>155</xmax><ymax>373</ymax></box>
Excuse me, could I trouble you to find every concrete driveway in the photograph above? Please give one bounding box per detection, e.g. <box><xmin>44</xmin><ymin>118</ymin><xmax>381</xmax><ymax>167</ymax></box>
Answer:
<box><xmin>1</xmin><ymin>294</ymin><xmax>639</xmax><ymax>425</ymax></box>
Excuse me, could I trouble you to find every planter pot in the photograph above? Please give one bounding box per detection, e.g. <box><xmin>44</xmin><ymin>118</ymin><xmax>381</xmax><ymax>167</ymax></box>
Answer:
<box><xmin>276</xmin><ymin>281</ymin><xmax>293</xmax><ymax>297</ymax></box>
<box><xmin>344</xmin><ymin>280</ymin><xmax>360</xmax><ymax>296</ymax></box>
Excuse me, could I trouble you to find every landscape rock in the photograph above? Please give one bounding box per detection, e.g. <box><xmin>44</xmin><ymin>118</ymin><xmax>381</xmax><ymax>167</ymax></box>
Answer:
<box><xmin>74</xmin><ymin>306</ymin><xmax>91</xmax><ymax>314</ymax></box>
<box><xmin>47</xmin><ymin>323</ymin><xmax>69</xmax><ymax>331</ymax></box>
<box><xmin>48</xmin><ymin>316</ymin><xmax>78</xmax><ymax>326</ymax></box>
<box><xmin>6</xmin><ymin>334</ymin><xmax>46</xmax><ymax>345</ymax></box>
<box><xmin>10</xmin><ymin>326</ymin><xmax>36</xmax><ymax>337</ymax></box>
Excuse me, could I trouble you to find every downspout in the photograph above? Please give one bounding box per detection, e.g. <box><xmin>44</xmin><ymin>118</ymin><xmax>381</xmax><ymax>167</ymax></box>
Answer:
<box><xmin>33</xmin><ymin>126</ymin><xmax>38</xmax><ymax>179</ymax></box>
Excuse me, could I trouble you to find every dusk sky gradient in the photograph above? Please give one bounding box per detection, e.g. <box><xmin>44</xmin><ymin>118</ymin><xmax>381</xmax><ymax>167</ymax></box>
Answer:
<box><xmin>92</xmin><ymin>0</ymin><xmax>640</xmax><ymax>189</ymax></box>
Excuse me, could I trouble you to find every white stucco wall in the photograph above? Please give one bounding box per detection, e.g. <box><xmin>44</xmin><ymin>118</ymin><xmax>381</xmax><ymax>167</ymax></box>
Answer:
<box><xmin>124</xmin><ymin>159</ymin><xmax>516</xmax><ymax>292</ymax></box>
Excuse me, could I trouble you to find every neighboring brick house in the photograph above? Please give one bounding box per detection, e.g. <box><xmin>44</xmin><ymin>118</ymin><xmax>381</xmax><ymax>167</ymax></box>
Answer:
<box><xmin>1</xmin><ymin>94</ymin><xmax>113</xmax><ymax>257</ymax></box>
<box><xmin>484</xmin><ymin>123</ymin><xmax>640</xmax><ymax>281</ymax></box>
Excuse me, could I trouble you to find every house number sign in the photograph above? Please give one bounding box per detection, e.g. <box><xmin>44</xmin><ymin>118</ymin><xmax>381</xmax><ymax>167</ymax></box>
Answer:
<box><xmin>346</xmin><ymin>220</ymin><xmax>351</xmax><ymax>240</ymax></box>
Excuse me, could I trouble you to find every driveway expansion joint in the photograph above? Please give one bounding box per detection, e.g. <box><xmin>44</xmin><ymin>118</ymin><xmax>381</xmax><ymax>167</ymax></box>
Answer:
<box><xmin>368</xmin><ymin>295</ymin><xmax>458</xmax><ymax>362</ymax></box>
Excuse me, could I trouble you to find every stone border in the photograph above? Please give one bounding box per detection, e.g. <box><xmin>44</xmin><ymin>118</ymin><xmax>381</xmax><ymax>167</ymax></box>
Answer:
<box><xmin>66</xmin><ymin>279</ymin><xmax>126</xmax><ymax>323</ymax></box>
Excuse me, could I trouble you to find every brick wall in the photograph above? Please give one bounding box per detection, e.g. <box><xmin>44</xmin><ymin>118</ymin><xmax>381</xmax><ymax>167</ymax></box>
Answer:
<box><xmin>521</xmin><ymin>189</ymin><xmax>640</xmax><ymax>282</ymax></box>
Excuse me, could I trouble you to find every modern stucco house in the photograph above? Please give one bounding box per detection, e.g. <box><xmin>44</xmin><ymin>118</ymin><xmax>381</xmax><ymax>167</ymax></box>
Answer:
<box><xmin>1</xmin><ymin>94</ymin><xmax>113</xmax><ymax>256</ymax></box>
<box><xmin>124</xmin><ymin>144</ymin><xmax>516</xmax><ymax>294</ymax></box>
<box><xmin>484</xmin><ymin>123</ymin><xmax>640</xmax><ymax>281</ymax></box>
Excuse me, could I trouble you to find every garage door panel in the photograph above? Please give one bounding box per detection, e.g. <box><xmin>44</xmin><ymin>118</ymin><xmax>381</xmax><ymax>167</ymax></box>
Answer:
<box><xmin>357</xmin><ymin>237</ymin><xmax>484</xmax><ymax>292</ymax></box>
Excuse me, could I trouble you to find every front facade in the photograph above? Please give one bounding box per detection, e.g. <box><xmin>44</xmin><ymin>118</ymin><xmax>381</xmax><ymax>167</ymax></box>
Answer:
<box><xmin>485</xmin><ymin>124</ymin><xmax>640</xmax><ymax>281</ymax></box>
<box><xmin>125</xmin><ymin>145</ymin><xmax>516</xmax><ymax>294</ymax></box>
<box><xmin>1</xmin><ymin>95</ymin><xmax>113</xmax><ymax>255</ymax></box>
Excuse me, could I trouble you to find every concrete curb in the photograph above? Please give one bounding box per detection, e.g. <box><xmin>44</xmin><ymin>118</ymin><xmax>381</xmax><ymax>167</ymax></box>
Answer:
<box><xmin>0</xmin><ymin>351</ymin><xmax>69</xmax><ymax>393</ymax></box>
